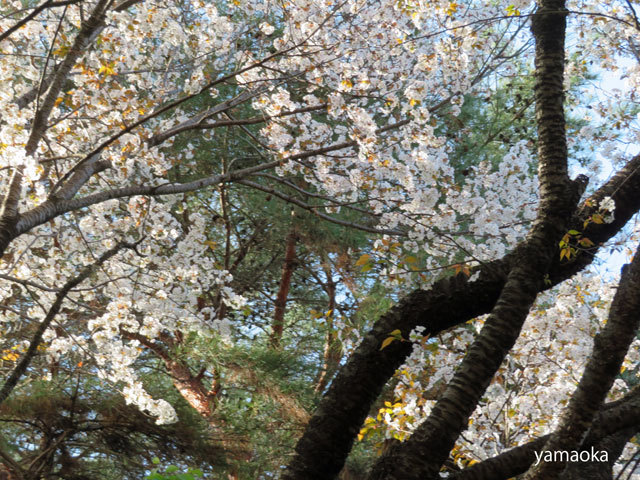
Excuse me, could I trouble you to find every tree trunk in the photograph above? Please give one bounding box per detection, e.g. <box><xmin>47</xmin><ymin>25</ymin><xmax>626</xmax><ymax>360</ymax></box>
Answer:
<box><xmin>270</xmin><ymin>228</ymin><xmax>297</xmax><ymax>348</ymax></box>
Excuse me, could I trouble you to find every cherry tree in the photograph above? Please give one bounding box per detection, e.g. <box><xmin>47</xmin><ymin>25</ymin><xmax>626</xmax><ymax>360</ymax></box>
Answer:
<box><xmin>2</xmin><ymin>0</ymin><xmax>640</xmax><ymax>478</ymax></box>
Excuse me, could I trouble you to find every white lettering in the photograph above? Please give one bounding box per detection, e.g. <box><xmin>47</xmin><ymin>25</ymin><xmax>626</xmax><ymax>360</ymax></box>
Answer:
<box><xmin>534</xmin><ymin>450</ymin><xmax>543</xmax><ymax>466</ymax></box>
<box><xmin>533</xmin><ymin>448</ymin><xmax>609</xmax><ymax>466</ymax></box>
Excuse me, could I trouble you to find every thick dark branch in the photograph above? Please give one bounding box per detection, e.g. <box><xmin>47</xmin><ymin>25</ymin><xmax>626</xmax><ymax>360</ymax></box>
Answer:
<box><xmin>530</xmin><ymin>0</ymin><xmax>569</xmax><ymax>214</ymax></box>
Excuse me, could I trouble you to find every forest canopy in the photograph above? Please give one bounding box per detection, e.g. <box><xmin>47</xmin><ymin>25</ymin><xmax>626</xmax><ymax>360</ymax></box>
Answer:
<box><xmin>1</xmin><ymin>0</ymin><xmax>640</xmax><ymax>479</ymax></box>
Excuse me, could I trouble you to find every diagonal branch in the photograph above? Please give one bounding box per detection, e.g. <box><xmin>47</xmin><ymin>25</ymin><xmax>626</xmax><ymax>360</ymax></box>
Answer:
<box><xmin>0</xmin><ymin>0</ymin><xmax>82</xmax><ymax>44</ymax></box>
<box><xmin>236</xmin><ymin>179</ymin><xmax>404</xmax><ymax>236</ymax></box>
<box><xmin>0</xmin><ymin>0</ymin><xmax>112</xmax><ymax>257</ymax></box>
<box><xmin>0</xmin><ymin>240</ymin><xmax>136</xmax><ymax>407</ymax></box>
<box><xmin>283</xmin><ymin>3</ymin><xmax>640</xmax><ymax>477</ymax></box>
<box><xmin>25</xmin><ymin>0</ymin><xmax>112</xmax><ymax>156</ymax></box>
<box><xmin>14</xmin><ymin>0</ymin><xmax>145</xmax><ymax>110</ymax></box>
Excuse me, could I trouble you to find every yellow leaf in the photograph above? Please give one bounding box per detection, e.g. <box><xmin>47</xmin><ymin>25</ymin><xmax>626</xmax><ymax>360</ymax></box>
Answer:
<box><xmin>579</xmin><ymin>237</ymin><xmax>595</xmax><ymax>247</ymax></box>
<box><xmin>506</xmin><ymin>4</ymin><xmax>521</xmax><ymax>16</ymax></box>
<box><xmin>1</xmin><ymin>351</ymin><xmax>19</xmax><ymax>362</ymax></box>
<box><xmin>355</xmin><ymin>254</ymin><xmax>370</xmax><ymax>266</ymax></box>
<box><xmin>591</xmin><ymin>213</ymin><xmax>604</xmax><ymax>224</ymax></box>
<box><xmin>98</xmin><ymin>62</ymin><xmax>116</xmax><ymax>76</ymax></box>
<box><xmin>404</xmin><ymin>256</ymin><xmax>418</xmax><ymax>263</ymax></box>
<box><xmin>341</xmin><ymin>79</ymin><xmax>353</xmax><ymax>90</ymax></box>
<box><xmin>380</xmin><ymin>336</ymin><xmax>396</xmax><ymax>350</ymax></box>
<box><xmin>446</xmin><ymin>2</ymin><xmax>458</xmax><ymax>15</ymax></box>
<box><xmin>52</xmin><ymin>45</ymin><xmax>70</xmax><ymax>57</ymax></box>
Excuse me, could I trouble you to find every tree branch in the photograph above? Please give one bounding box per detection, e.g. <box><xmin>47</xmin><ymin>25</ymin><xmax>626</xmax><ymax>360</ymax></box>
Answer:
<box><xmin>0</xmin><ymin>240</ymin><xmax>136</xmax><ymax>407</ymax></box>
<box><xmin>282</xmin><ymin>154</ymin><xmax>640</xmax><ymax>480</ymax></box>
<box><xmin>0</xmin><ymin>0</ymin><xmax>82</xmax><ymax>45</ymax></box>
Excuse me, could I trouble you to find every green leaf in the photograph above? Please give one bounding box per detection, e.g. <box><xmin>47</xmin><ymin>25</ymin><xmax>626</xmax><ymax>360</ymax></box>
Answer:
<box><xmin>361</xmin><ymin>263</ymin><xmax>373</xmax><ymax>273</ymax></box>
